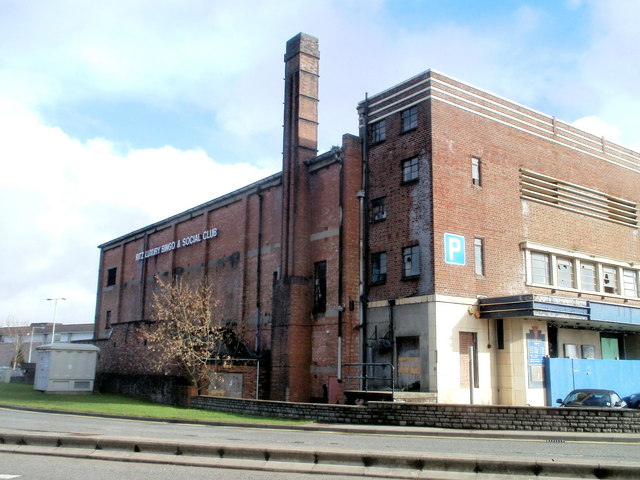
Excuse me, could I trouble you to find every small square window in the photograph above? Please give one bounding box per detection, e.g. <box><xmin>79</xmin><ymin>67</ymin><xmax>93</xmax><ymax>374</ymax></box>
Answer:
<box><xmin>402</xmin><ymin>157</ymin><xmax>419</xmax><ymax>183</ymax></box>
<box><xmin>403</xmin><ymin>245</ymin><xmax>420</xmax><ymax>277</ymax></box>
<box><xmin>371</xmin><ymin>197</ymin><xmax>387</xmax><ymax>222</ymax></box>
<box><xmin>471</xmin><ymin>157</ymin><xmax>481</xmax><ymax>186</ymax></box>
<box><xmin>106</xmin><ymin>267</ymin><xmax>117</xmax><ymax>287</ymax></box>
<box><xmin>371</xmin><ymin>252</ymin><xmax>387</xmax><ymax>283</ymax></box>
<box><xmin>401</xmin><ymin>107</ymin><xmax>418</xmax><ymax>132</ymax></box>
<box><xmin>370</xmin><ymin>119</ymin><xmax>386</xmax><ymax>144</ymax></box>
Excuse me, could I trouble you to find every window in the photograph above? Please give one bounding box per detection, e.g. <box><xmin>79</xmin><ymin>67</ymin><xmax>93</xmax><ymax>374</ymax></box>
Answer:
<box><xmin>402</xmin><ymin>157</ymin><xmax>419</xmax><ymax>183</ymax></box>
<box><xmin>531</xmin><ymin>252</ymin><xmax>550</xmax><ymax>285</ymax></box>
<box><xmin>556</xmin><ymin>257</ymin><xmax>575</xmax><ymax>288</ymax></box>
<box><xmin>403</xmin><ymin>245</ymin><xmax>420</xmax><ymax>277</ymax></box>
<box><xmin>580</xmin><ymin>262</ymin><xmax>597</xmax><ymax>291</ymax></box>
<box><xmin>401</xmin><ymin>106</ymin><xmax>417</xmax><ymax>132</ymax></box>
<box><xmin>474</xmin><ymin>238</ymin><xmax>484</xmax><ymax>276</ymax></box>
<box><xmin>623</xmin><ymin>269</ymin><xmax>639</xmax><ymax>297</ymax></box>
<box><xmin>602</xmin><ymin>266</ymin><xmax>618</xmax><ymax>294</ymax></box>
<box><xmin>313</xmin><ymin>261</ymin><xmax>327</xmax><ymax>313</ymax></box>
<box><xmin>471</xmin><ymin>157</ymin><xmax>481</xmax><ymax>186</ymax></box>
<box><xmin>371</xmin><ymin>252</ymin><xmax>387</xmax><ymax>283</ymax></box>
<box><xmin>525</xmin><ymin>243</ymin><xmax>640</xmax><ymax>299</ymax></box>
<box><xmin>371</xmin><ymin>197</ymin><xmax>387</xmax><ymax>222</ymax></box>
<box><xmin>106</xmin><ymin>267</ymin><xmax>117</xmax><ymax>287</ymax></box>
<box><xmin>370</xmin><ymin>119</ymin><xmax>386</xmax><ymax>144</ymax></box>
<box><xmin>105</xmin><ymin>311</ymin><xmax>112</xmax><ymax>329</ymax></box>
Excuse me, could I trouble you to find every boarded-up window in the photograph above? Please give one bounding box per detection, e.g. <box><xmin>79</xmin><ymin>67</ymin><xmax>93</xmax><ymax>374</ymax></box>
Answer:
<box><xmin>459</xmin><ymin>332</ymin><xmax>478</xmax><ymax>388</ymax></box>
<box><xmin>397</xmin><ymin>336</ymin><xmax>420</xmax><ymax>390</ymax></box>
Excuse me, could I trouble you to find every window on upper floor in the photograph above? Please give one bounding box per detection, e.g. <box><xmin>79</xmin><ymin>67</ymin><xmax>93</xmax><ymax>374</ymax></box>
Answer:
<box><xmin>370</xmin><ymin>119</ymin><xmax>386</xmax><ymax>144</ymax></box>
<box><xmin>371</xmin><ymin>252</ymin><xmax>387</xmax><ymax>284</ymax></box>
<box><xmin>580</xmin><ymin>262</ymin><xmax>597</xmax><ymax>292</ymax></box>
<box><xmin>602</xmin><ymin>265</ymin><xmax>618</xmax><ymax>294</ymax></box>
<box><xmin>105</xmin><ymin>311</ymin><xmax>112</xmax><ymax>329</ymax></box>
<box><xmin>530</xmin><ymin>252</ymin><xmax>551</xmax><ymax>285</ymax></box>
<box><xmin>474</xmin><ymin>238</ymin><xmax>484</xmax><ymax>276</ymax></box>
<box><xmin>401</xmin><ymin>106</ymin><xmax>418</xmax><ymax>133</ymax></box>
<box><xmin>524</xmin><ymin>244</ymin><xmax>640</xmax><ymax>299</ymax></box>
<box><xmin>471</xmin><ymin>157</ymin><xmax>481</xmax><ymax>187</ymax></box>
<box><xmin>106</xmin><ymin>267</ymin><xmax>117</xmax><ymax>287</ymax></box>
<box><xmin>313</xmin><ymin>261</ymin><xmax>327</xmax><ymax>314</ymax></box>
<box><xmin>403</xmin><ymin>245</ymin><xmax>420</xmax><ymax>278</ymax></box>
<box><xmin>371</xmin><ymin>197</ymin><xmax>387</xmax><ymax>222</ymax></box>
<box><xmin>623</xmin><ymin>269</ymin><xmax>639</xmax><ymax>297</ymax></box>
<box><xmin>402</xmin><ymin>157</ymin><xmax>419</xmax><ymax>183</ymax></box>
<box><xmin>556</xmin><ymin>257</ymin><xmax>575</xmax><ymax>289</ymax></box>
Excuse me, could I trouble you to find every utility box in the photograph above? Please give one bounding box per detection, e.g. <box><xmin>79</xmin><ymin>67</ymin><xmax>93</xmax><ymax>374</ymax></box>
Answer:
<box><xmin>34</xmin><ymin>343</ymin><xmax>99</xmax><ymax>393</ymax></box>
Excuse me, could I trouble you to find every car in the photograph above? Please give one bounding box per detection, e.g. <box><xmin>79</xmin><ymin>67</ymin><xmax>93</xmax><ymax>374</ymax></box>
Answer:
<box><xmin>623</xmin><ymin>393</ymin><xmax>640</xmax><ymax>409</ymax></box>
<box><xmin>556</xmin><ymin>389</ymin><xmax>627</xmax><ymax>408</ymax></box>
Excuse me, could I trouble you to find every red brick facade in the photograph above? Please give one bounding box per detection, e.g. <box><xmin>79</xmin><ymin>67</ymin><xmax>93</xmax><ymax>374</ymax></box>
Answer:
<box><xmin>95</xmin><ymin>35</ymin><xmax>640</xmax><ymax>405</ymax></box>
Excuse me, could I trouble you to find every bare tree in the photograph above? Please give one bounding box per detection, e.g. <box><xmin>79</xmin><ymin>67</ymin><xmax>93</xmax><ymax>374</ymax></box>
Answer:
<box><xmin>142</xmin><ymin>277</ymin><xmax>230</xmax><ymax>393</ymax></box>
<box><xmin>3</xmin><ymin>316</ymin><xmax>28</xmax><ymax>369</ymax></box>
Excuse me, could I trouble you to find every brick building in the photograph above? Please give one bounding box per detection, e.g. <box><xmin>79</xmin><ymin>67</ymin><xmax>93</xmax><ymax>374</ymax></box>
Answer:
<box><xmin>94</xmin><ymin>33</ymin><xmax>640</xmax><ymax>406</ymax></box>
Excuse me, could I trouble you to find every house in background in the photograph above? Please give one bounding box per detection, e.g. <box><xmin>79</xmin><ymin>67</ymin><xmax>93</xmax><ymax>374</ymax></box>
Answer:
<box><xmin>0</xmin><ymin>322</ymin><xmax>94</xmax><ymax>368</ymax></box>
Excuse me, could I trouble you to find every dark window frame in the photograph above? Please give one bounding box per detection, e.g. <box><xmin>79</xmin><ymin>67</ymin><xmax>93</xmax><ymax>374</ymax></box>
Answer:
<box><xmin>402</xmin><ymin>245</ymin><xmax>420</xmax><ymax>278</ymax></box>
<box><xmin>313</xmin><ymin>261</ymin><xmax>327</xmax><ymax>314</ymax></box>
<box><xmin>370</xmin><ymin>119</ymin><xmax>386</xmax><ymax>144</ymax></box>
<box><xmin>106</xmin><ymin>267</ymin><xmax>117</xmax><ymax>287</ymax></box>
<box><xmin>400</xmin><ymin>106</ymin><xmax>418</xmax><ymax>133</ymax></box>
<box><xmin>402</xmin><ymin>157</ymin><xmax>419</xmax><ymax>184</ymax></box>
<box><xmin>371</xmin><ymin>251</ymin><xmax>387</xmax><ymax>284</ymax></box>
<box><xmin>371</xmin><ymin>197</ymin><xmax>387</xmax><ymax>222</ymax></box>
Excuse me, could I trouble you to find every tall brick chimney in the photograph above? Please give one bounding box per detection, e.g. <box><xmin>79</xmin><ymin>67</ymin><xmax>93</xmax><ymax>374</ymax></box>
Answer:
<box><xmin>270</xmin><ymin>33</ymin><xmax>319</xmax><ymax>401</ymax></box>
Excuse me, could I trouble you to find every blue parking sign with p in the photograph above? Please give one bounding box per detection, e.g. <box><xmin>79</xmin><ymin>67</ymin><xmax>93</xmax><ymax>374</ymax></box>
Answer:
<box><xmin>444</xmin><ymin>233</ymin><xmax>465</xmax><ymax>265</ymax></box>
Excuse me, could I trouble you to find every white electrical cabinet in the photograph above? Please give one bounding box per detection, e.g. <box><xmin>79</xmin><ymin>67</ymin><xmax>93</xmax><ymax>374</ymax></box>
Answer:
<box><xmin>34</xmin><ymin>343</ymin><xmax>99</xmax><ymax>393</ymax></box>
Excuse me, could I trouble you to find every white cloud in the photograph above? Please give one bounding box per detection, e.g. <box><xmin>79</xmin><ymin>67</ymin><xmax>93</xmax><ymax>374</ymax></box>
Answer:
<box><xmin>0</xmin><ymin>100</ymin><xmax>274</xmax><ymax>325</ymax></box>
<box><xmin>572</xmin><ymin>116</ymin><xmax>621</xmax><ymax>142</ymax></box>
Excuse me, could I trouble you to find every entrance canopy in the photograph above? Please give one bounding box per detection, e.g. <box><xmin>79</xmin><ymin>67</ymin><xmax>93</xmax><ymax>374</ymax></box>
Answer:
<box><xmin>477</xmin><ymin>294</ymin><xmax>640</xmax><ymax>332</ymax></box>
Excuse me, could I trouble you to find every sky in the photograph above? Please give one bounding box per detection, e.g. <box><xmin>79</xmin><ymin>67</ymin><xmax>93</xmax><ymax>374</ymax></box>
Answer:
<box><xmin>1</xmin><ymin>0</ymin><xmax>639</xmax><ymax>326</ymax></box>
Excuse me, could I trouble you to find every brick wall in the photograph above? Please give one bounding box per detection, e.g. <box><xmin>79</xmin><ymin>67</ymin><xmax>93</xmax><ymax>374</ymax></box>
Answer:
<box><xmin>191</xmin><ymin>395</ymin><xmax>640</xmax><ymax>433</ymax></box>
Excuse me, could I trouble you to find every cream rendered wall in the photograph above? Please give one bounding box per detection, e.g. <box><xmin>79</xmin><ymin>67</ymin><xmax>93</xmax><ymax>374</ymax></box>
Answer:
<box><xmin>434</xmin><ymin>295</ymin><xmax>495</xmax><ymax>405</ymax></box>
<box><xmin>495</xmin><ymin>318</ymin><xmax>548</xmax><ymax>406</ymax></box>
<box><xmin>520</xmin><ymin>320</ymin><xmax>547</xmax><ymax>406</ymax></box>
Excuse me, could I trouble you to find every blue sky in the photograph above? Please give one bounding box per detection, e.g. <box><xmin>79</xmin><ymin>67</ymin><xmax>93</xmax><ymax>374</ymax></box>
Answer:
<box><xmin>1</xmin><ymin>0</ymin><xmax>639</xmax><ymax>326</ymax></box>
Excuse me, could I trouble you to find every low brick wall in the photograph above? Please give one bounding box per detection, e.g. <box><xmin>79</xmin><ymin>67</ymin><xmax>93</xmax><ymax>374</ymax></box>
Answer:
<box><xmin>191</xmin><ymin>396</ymin><xmax>640</xmax><ymax>433</ymax></box>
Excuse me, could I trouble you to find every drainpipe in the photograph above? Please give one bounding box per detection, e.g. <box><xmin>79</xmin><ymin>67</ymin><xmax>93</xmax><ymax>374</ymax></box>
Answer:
<box><xmin>255</xmin><ymin>190</ymin><xmax>263</xmax><ymax>354</ymax></box>
<box><xmin>337</xmin><ymin>150</ymin><xmax>345</xmax><ymax>381</ymax></box>
<box><xmin>359</xmin><ymin>94</ymin><xmax>370</xmax><ymax>390</ymax></box>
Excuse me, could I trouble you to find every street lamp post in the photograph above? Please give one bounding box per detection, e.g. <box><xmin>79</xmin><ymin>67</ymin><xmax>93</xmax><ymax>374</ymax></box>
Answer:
<box><xmin>46</xmin><ymin>297</ymin><xmax>66</xmax><ymax>344</ymax></box>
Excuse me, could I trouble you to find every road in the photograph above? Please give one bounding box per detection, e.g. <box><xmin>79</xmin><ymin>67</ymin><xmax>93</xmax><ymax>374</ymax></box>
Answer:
<box><xmin>0</xmin><ymin>452</ymin><xmax>359</xmax><ymax>480</ymax></box>
<box><xmin>2</xmin><ymin>407</ymin><xmax>640</xmax><ymax>478</ymax></box>
<box><xmin>2</xmin><ymin>407</ymin><xmax>639</xmax><ymax>463</ymax></box>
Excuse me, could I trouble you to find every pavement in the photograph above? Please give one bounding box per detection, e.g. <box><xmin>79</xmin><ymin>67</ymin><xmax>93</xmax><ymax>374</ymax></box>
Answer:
<box><xmin>2</xmin><ymin>405</ymin><xmax>640</xmax><ymax>479</ymax></box>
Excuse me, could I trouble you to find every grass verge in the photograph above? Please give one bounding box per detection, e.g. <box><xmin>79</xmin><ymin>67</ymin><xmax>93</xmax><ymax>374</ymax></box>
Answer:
<box><xmin>0</xmin><ymin>383</ymin><xmax>309</xmax><ymax>425</ymax></box>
